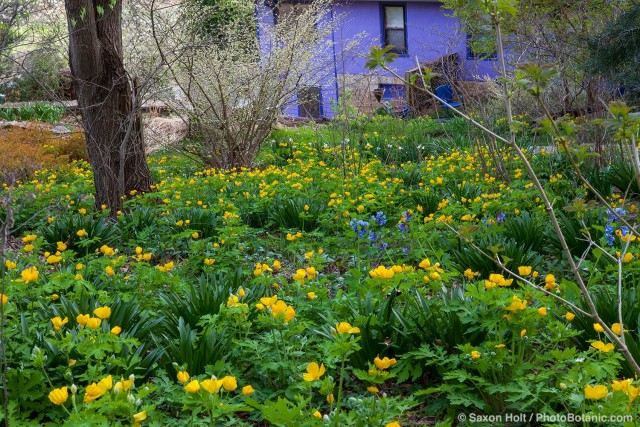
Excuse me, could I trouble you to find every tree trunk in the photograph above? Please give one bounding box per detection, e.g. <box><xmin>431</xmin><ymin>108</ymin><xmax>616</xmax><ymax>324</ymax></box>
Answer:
<box><xmin>65</xmin><ymin>0</ymin><xmax>153</xmax><ymax>214</ymax></box>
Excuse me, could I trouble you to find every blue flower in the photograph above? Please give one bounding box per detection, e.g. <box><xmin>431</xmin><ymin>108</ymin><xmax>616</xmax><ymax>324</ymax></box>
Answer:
<box><xmin>607</xmin><ymin>208</ymin><xmax>627</xmax><ymax>223</ymax></box>
<box><xmin>367</xmin><ymin>231</ymin><xmax>378</xmax><ymax>241</ymax></box>
<box><xmin>372</xmin><ymin>211</ymin><xmax>387</xmax><ymax>226</ymax></box>
<box><xmin>401</xmin><ymin>211</ymin><xmax>412</xmax><ymax>222</ymax></box>
<box><xmin>402</xmin><ymin>247</ymin><xmax>410</xmax><ymax>254</ymax></box>
<box><xmin>350</xmin><ymin>218</ymin><xmax>369</xmax><ymax>239</ymax></box>
<box><xmin>496</xmin><ymin>212</ymin><xmax>505</xmax><ymax>224</ymax></box>
<box><xmin>398</xmin><ymin>222</ymin><xmax>409</xmax><ymax>233</ymax></box>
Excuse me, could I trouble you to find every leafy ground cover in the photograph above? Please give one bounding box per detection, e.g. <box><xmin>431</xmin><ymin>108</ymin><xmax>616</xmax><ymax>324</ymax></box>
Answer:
<box><xmin>2</xmin><ymin>116</ymin><xmax>639</xmax><ymax>426</ymax></box>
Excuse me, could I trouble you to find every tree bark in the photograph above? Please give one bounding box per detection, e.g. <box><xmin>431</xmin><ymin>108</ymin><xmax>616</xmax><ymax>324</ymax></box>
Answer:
<box><xmin>65</xmin><ymin>0</ymin><xmax>153</xmax><ymax>214</ymax></box>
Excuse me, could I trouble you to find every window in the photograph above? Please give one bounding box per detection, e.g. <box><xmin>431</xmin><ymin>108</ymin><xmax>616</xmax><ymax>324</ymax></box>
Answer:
<box><xmin>382</xmin><ymin>5</ymin><xmax>407</xmax><ymax>54</ymax></box>
<box><xmin>466</xmin><ymin>26</ymin><xmax>496</xmax><ymax>60</ymax></box>
<box><xmin>378</xmin><ymin>84</ymin><xmax>406</xmax><ymax>101</ymax></box>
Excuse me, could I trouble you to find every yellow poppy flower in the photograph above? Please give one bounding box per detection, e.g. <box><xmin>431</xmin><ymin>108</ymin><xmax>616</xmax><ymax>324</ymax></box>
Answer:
<box><xmin>584</xmin><ymin>384</ymin><xmax>608</xmax><ymax>400</ymax></box>
<box><xmin>93</xmin><ymin>306</ymin><xmax>111</xmax><ymax>319</ymax></box>
<box><xmin>303</xmin><ymin>362</ymin><xmax>326</xmax><ymax>382</ymax></box>
<box><xmin>48</xmin><ymin>386</ymin><xmax>68</xmax><ymax>405</ymax></box>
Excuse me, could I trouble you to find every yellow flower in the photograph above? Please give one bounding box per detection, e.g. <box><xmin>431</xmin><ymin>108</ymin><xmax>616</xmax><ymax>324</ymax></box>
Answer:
<box><xmin>260</xmin><ymin>295</ymin><xmax>278</xmax><ymax>307</ymax></box>
<box><xmin>335</xmin><ymin>322</ymin><xmax>360</xmax><ymax>334</ymax></box>
<box><xmin>21</xmin><ymin>234</ymin><xmax>37</xmax><ymax>243</ymax></box>
<box><xmin>495</xmin><ymin>343</ymin><xmax>505</xmax><ymax>349</ymax></box>
<box><xmin>537</xmin><ymin>307</ymin><xmax>547</xmax><ymax>316</ymax></box>
<box><xmin>105</xmin><ymin>266</ymin><xmax>115</xmax><ymax>276</ymax></box>
<box><xmin>544</xmin><ymin>274</ymin><xmax>556</xmax><ymax>290</ymax></box>
<box><xmin>326</xmin><ymin>394</ymin><xmax>335</xmax><ymax>404</ymax></box>
<box><xmin>99</xmin><ymin>245</ymin><xmax>116</xmax><ymax>256</ymax></box>
<box><xmin>76</xmin><ymin>314</ymin><xmax>90</xmax><ymax>326</ymax></box>
<box><xmin>110</xmin><ymin>326</ymin><xmax>122</xmax><ymax>335</ymax></box>
<box><xmin>21</xmin><ymin>266</ymin><xmax>39</xmax><ymax>284</ymax></box>
<box><xmin>367</xmin><ymin>386</ymin><xmax>379</xmax><ymax>393</ymax></box>
<box><xmin>518</xmin><ymin>266</ymin><xmax>532</xmax><ymax>276</ymax></box>
<box><xmin>201</xmin><ymin>378</ymin><xmax>223</xmax><ymax>394</ymax></box>
<box><xmin>594</xmin><ymin>323</ymin><xmax>604</xmax><ymax>333</ymax></box>
<box><xmin>79</xmin><ymin>208</ymin><xmax>87</xmax><ymax>215</ymax></box>
<box><xmin>86</xmin><ymin>317</ymin><xmax>102</xmax><ymax>329</ymax></box>
<box><xmin>470</xmin><ymin>350</ymin><xmax>481</xmax><ymax>359</ymax></box>
<box><xmin>612</xmin><ymin>379</ymin><xmax>633</xmax><ymax>391</ymax></box>
<box><xmin>192</xmin><ymin>232</ymin><xmax>199</xmax><ymax>239</ymax></box>
<box><xmin>242</xmin><ymin>385</ymin><xmax>255</xmax><ymax>396</ymax></box>
<box><xmin>48</xmin><ymin>386</ymin><xmax>68</xmax><ymax>405</ymax></box>
<box><xmin>313</xmin><ymin>410</ymin><xmax>322</xmax><ymax>419</ymax></box>
<box><xmin>46</xmin><ymin>255</ymin><xmax>62</xmax><ymax>264</ymax></box>
<box><xmin>238</xmin><ymin>287</ymin><xmax>246</xmax><ymax>298</ymax></box>
<box><xmin>56</xmin><ymin>242</ymin><xmax>67</xmax><ymax>252</ymax></box>
<box><xmin>385</xmin><ymin>422</ymin><xmax>401</xmax><ymax>427</ymax></box>
<box><xmin>184</xmin><ymin>379</ymin><xmax>200</xmax><ymax>393</ymax></box>
<box><xmin>98</xmin><ymin>375</ymin><xmax>113</xmax><ymax>391</ymax></box>
<box><xmin>307</xmin><ymin>292</ymin><xmax>316</xmax><ymax>300</ymax></box>
<box><xmin>273</xmin><ymin>260</ymin><xmax>281</xmax><ymax>269</ymax></box>
<box><xmin>565</xmin><ymin>312</ymin><xmax>575</xmax><ymax>321</ymax></box>
<box><xmin>584</xmin><ymin>384</ymin><xmax>608</xmax><ymax>400</ymax></box>
<box><xmin>5</xmin><ymin>259</ymin><xmax>16</xmax><ymax>270</ymax></box>
<box><xmin>0</xmin><ymin>294</ymin><xmax>7</xmax><ymax>305</ymax></box>
<box><xmin>23</xmin><ymin>244</ymin><xmax>34</xmax><ymax>252</ymax></box>
<box><xmin>591</xmin><ymin>341</ymin><xmax>614</xmax><ymax>353</ymax></box>
<box><xmin>520</xmin><ymin>329</ymin><xmax>527</xmax><ymax>338</ymax></box>
<box><xmin>505</xmin><ymin>295</ymin><xmax>527</xmax><ymax>313</ymax></box>
<box><xmin>622</xmin><ymin>252</ymin><xmax>634</xmax><ymax>263</ymax></box>
<box><xmin>76</xmin><ymin>229</ymin><xmax>87</xmax><ymax>237</ymax></box>
<box><xmin>51</xmin><ymin>317</ymin><xmax>68</xmax><ymax>331</ymax></box>
<box><xmin>293</xmin><ymin>269</ymin><xmax>306</xmax><ymax>284</ymax></box>
<box><xmin>221</xmin><ymin>376</ymin><xmax>237</xmax><ymax>391</ymax></box>
<box><xmin>51</xmin><ymin>294</ymin><xmax>59</xmax><ymax>300</ymax></box>
<box><xmin>463</xmin><ymin>268</ymin><xmax>479</xmax><ymax>280</ymax></box>
<box><xmin>156</xmin><ymin>261</ymin><xmax>174</xmax><ymax>272</ymax></box>
<box><xmin>84</xmin><ymin>383</ymin><xmax>107</xmax><ymax>403</ymax></box>
<box><xmin>115</xmin><ymin>377</ymin><xmax>134</xmax><ymax>392</ymax></box>
<box><xmin>94</xmin><ymin>306</ymin><xmax>111</xmax><ymax>319</ymax></box>
<box><xmin>374</xmin><ymin>356</ymin><xmax>397</xmax><ymax>370</ymax></box>
<box><xmin>612</xmin><ymin>323</ymin><xmax>626</xmax><ymax>335</ymax></box>
<box><xmin>133</xmin><ymin>411</ymin><xmax>147</xmax><ymax>425</ymax></box>
<box><xmin>177</xmin><ymin>371</ymin><xmax>190</xmax><ymax>384</ymax></box>
<box><xmin>303</xmin><ymin>362</ymin><xmax>326</xmax><ymax>382</ymax></box>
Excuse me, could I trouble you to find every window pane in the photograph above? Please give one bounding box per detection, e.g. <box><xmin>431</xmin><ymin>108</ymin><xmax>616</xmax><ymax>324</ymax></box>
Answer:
<box><xmin>386</xmin><ymin>29</ymin><xmax>406</xmax><ymax>51</ymax></box>
<box><xmin>385</xmin><ymin>7</ymin><xmax>404</xmax><ymax>29</ymax></box>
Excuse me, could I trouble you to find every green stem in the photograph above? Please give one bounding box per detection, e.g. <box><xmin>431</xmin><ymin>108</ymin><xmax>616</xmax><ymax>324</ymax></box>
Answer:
<box><xmin>332</xmin><ymin>356</ymin><xmax>346</xmax><ymax>427</ymax></box>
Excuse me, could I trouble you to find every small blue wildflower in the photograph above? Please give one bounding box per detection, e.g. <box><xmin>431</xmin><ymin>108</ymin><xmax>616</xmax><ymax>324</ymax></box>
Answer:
<box><xmin>398</xmin><ymin>222</ymin><xmax>409</xmax><ymax>233</ymax></box>
<box><xmin>401</xmin><ymin>211</ymin><xmax>412</xmax><ymax>222</ymax></box>
<box><xmin>496</xmin><ymin>212</ymin><xmax>505</xmax><ymax>224</ymax></box>
<box><xmin>402</xmin><ymin>247</ymin><xmax>410</xmax><ymax>254</ymax></box>
<box><xmin>350</xmin><ymin>218</ymin><xmax>369</xmax><ymax>239</ymax></box>
<box><xmin>372</xmin><ymin>211</ymin><xmax>387</xmax><ymax>226</ymax></box>
<box><xmin>607</xmin><ymin>207</ymin><xmax>627</xmax><ymax>223</ymax></box>
<box><xmin>377</xmin><ymin>241</ymin><xmax>389</xmax><ymax>250</ymax></box>
<box><xmin>368</xmin><ymin>231</ymin><xmax>378</xmax><ymax>242</ymax></box>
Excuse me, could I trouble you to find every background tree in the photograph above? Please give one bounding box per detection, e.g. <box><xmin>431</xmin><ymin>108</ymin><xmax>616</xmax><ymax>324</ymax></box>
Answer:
<box><xmin>64</xmin><ymin>0</ymin><xmax>154</xmax><ymax>214</ymax></box>
<box><xmin>587</xmin><ymin>3</ymin><xmax>640</xmax><ymax>101</ymax></box>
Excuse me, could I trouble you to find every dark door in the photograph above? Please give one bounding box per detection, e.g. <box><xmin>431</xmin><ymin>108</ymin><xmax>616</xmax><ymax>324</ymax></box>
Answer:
<box><xmin>298</xmin><ymin>87</ymin><xmax>322</xmax><ymax>119</ymax></box>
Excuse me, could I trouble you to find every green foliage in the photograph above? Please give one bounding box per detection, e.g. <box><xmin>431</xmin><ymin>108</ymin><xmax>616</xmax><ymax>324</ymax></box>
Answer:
<box><xmin>0</xmin><ymin>103</ymin><xmax>65</xmax><ymax>124</ymax></box>
<box><xmin>40</xmin><ymin>214</ymin><xmax>118</xmax><ymax>255</ymax></box>
<box><xmin>268</xmin><ymin>196</ymin><xmax>325</xmax><ymax>231</ymax></box>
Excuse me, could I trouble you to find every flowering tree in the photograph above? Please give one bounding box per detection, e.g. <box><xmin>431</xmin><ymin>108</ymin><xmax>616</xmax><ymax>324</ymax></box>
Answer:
<box><xmin>150</xmin><ymin>0</ymin><xmax>346</xmax><ymax>169</ymax></box>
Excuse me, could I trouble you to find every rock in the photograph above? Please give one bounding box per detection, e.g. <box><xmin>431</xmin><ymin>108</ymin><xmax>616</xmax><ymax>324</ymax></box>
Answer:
<box><xmin>52</xmin><ymin>125</ymin><xmax>71</xmax><ymax>134</ymax></box>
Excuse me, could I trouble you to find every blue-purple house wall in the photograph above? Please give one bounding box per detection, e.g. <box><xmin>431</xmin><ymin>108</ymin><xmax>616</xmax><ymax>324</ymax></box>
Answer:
<box><xmin>258</xmin><ymin>1</ymin><xmax>498</xmax><ymax>118</ymax></box>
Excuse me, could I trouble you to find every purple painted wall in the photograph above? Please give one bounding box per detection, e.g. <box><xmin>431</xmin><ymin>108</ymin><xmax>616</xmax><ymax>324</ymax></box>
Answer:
<box><xmin>258</xmin><ymin>1</ymin><xmax>499</xmax><ymax>118</ymax></box>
